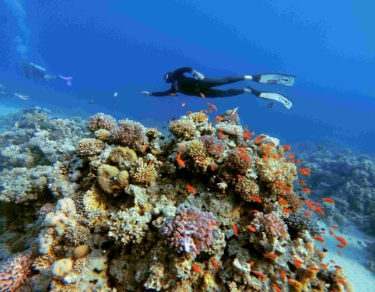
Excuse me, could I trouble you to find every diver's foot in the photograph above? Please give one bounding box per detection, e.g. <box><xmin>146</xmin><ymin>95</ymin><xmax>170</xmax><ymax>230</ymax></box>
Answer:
<box><xmin>244</xmin><ymin>75</ymin><xmax>253</xmax><ymax>80</ymax></box>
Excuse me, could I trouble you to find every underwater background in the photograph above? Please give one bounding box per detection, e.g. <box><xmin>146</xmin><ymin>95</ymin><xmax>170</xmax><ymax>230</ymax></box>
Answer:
<box><xmin>0</xmin><ymin>1</ymin><xmax>375</xmax><ymax>291</ymax></box>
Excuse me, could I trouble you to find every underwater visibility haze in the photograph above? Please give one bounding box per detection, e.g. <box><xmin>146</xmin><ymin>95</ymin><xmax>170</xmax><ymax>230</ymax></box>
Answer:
<box><xmin>0</xmin><ymin>1</ymin><xmax>375</xmax><ymax>291</ymax></box>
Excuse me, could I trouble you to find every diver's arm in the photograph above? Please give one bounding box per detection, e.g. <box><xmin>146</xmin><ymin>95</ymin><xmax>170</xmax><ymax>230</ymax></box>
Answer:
<box><xmin>150</xmin><ymin>88</ymin><xmax>175</xmax><ymax>96</ymax></box>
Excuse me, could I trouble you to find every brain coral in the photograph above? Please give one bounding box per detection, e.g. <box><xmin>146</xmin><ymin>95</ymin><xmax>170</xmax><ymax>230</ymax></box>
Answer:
<box><xmin>111</xmin><ymin>119</ymin><xmax>146</xmax><ymax>151</ymax></box>
<box><xmin>129</xmin><ymin>158</ymin><xmax>157</xmax><ymax>185</ymax></box>
<box><xmin>76</xmin><ymin>138</ymin><xmax>105</xmax><ymax>156</ymax></box>
<box><xmin>97</xmin><ymin>164</ymin><xmax>120</xmax><ymax>194</ymax></box>
<box><xmin>87</xmin><ymin>113</ymin><xmax>116</xmax><ymax>132</ymax></box>
<box><xmin>108</xmin><ymin>146</ymin><xmax>137</xmax><ymax>164</ymax></box>
<box><xmin>95</xmin><ymin>129</ymin><xmax>111</xmax><ymax>141</ymax></box>
<box><xmin>162</xmin><ymin>206</ymin><xmax>216</xmax><ymax>257</ymax></box>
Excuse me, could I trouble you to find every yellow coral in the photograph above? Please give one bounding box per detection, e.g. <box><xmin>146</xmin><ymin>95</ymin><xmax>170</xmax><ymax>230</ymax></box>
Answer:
<box><xmin>95</xmin><ymin>129</ymin><xmax>111</xmax><ymax>141</ymax></box>
<box><xmin>169</xmin><ymin>119</ymin><xmax>196</xmax><ymax>139</ymax></box>
<box><xmin>116</xmin><ymin>170</ymin><xmax>130</xmax><ymax>188</ymax></box>
<box><xmin>187</xmin><ymin>139</ymin><xmax>207</xmax><ymax>158</ymax></box>
<box><xmin>108</xmin><ymin>146</ymin><xmax>137</xmax><ymax>164</ymax></box>
<box><xmin>82</xmin><ymin>186</ymin><xmax>105</xmax><ymax>212</ymax></box>
<box><xmin>76</xmin><ymin>138</ymin><xmax>105</xmax><ymax>156</ymax></box>
<box><xmin>97</xmin><ymin>164</ymin><xmax>120</xmax><ymax>194</ymax></box>
<box><xmin>234</xmin><ymin>177</ymin><xmax>260</xmax><ymax>202</ymax></box>
<box><xmin>129</xmin><ymin>158</ymin><xmax>157</xmax><ymax>185</ymax></box>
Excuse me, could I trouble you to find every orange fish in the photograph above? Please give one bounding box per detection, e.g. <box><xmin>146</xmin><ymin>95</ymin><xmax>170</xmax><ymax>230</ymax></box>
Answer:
<box><xmin>233</xmin><ymin>224</ymin><xmax>238</xmax><ymax>236</ymax></box>
<box><xmin>282</xmin><ymin>145</ymin><xmax>291</xmax><ymax>151</ymax></box>
<box><xmin>252</xmin><ymin>270</ymin><xmax>266</xmax><ymax>279</ymax></box>
<box><xmin>307</xmin><ymin>266</ymin><xmax>320</xmax><ymax>271</ymax></box>
<box><xmin>191</xmin><ymin>264</ymin><xmax>200</xmax><ymax>273</ymax></box>
<box><xmin>272</xmin><ymin>284</ymin><xmax>281</xmax><ymax>292</ymax></box>
<box><xmin>249</xmin><ymin>261</ymin><xmax>254</xmax><ymax>267</ymax></box>
<box><xmin>142</xmin><ymin>145</ymin><xmax>148</xmax><ymax>151</ymax></box>
<box><xmin>331</xmin><ymin>225</ymin><xmax>338</xmax><ymax>229</ymax></box>
<box><xmin>282</xmin><ymin>208</ymin><xmax>291</xmax><ymax>214</ymax></box>
<box><xmin>236</xmin><ymin>174</ymin><xmax>243</xmax><ymax>179</ymax></box>
<box><xmin>187</xmin><ymin>184</ymin><xmax>195</xmax><ymax>194</ymax></box>
<box><xmin>282</xmin><ymin>186</ymin><xmax>292</xmax><ymax>191</ymax></box>
<box><xmin>182</xmin><ymin>103</ymin><xmax>186</xmax><ymax>107</ymax></box>
<box><xmin>297</xmin><ymin>158</ymin><xmax>301</xmax><ymax>165</ymax></box>
<box><xmin>247</xmin><ymin>225</ymin><xmax>256</xmax><ymax>232</ymax></box>
<box><xmin>148</xmin><ymin>160</ymin><xmax>153</xmax><ymax>166</ymax></box>
<box><xmin>298</xmin><ymin>180</ymin><xmax>307</xmax><ymax>186</ymax></box>
<box><xmin>323</xmin><ymin>198</ymin><xmax>335</xmax><ymax>204</ymax></box>
<box><xmin>251</xmin><ymin>196</ymin><xmax>262</xmax><ymax>203</ymax></box>
<box><xmin>294</xmin><ymin>258</ymin><xmax>304</xmax><ymax>268</ymax></box>
<box><xmin>280</xmin><ymin>269</ymin><xmax>286</xmax><ymax>281</ymax></box>
<box><xmin>274</xmin><ymin>171</ymin><xmax>281</xmax><ymax>175</ymax></box>
<box><xmin>320</xmin><ymin>263</ymin><xmax>328</xmax><ymax>269</ymax></box>
<box><xmin>211</xmin><ymin>258</ymin><xmax>219</xmax><ymax>270</ymax></box>
<box><xmin>169</xmin><ymin>93</ymin><xmax>178</xmax><ymax>96</ymax></box>
<box><xmin>251</xmin><ymin>210</ymin><xmax>259</xmax><ymax>213</ymax></box>
<box><xmin>209</xmin><ymin>222</ymin><xmax>217</xmax><ymax>227</ymax></box>
<box><xmin>112</xmin><ymin>185</ymin><xmax>121</xmax><ymax>190</ymax></box>
<box><xmin>187</xmin><ymin>110</ymin><xmax>193</xmax><ymax>114</ymax></box>
<box><xmin>338</xmin><ymin>251</ymin><xmax>343</xmax><ymax>257</ymax></box>
<box><xmin>200</xmin><ymin>93</ymin><xmax>205</xmax><ymax>98</ymax></box>
<box><xmin>177</xmin><ymin>144</ymin><xmax>185</xmax><ymax>152</ymax></box>
<box><xmin>176</xmin><ymin>153</ymin><xmax>186</xmax><ymax>168</ymax></box>
<box><xmin>206</xmin><ymin>101</ymin><xmax>210</xmax><ymax>105</ymax></box>
<box><xmin>264</xmin><ymin>253</ymin><xmax>278</xmax><ymax>259</ymax></box>
<box><xmin>334</xmin><ymin>236</ymin><xmax>347</xmax><ymax>246</ymax></box>
<box><xmin>211</xmin><ymin>104</ymin><xmax>218</xmax><ymax>111</ymax></box>
<box><xmin>336</xmin><ymin>244</ymin><xmax>345</xmax><ymax>248</ymax></box>
<box><xmin>303</xmin><ymin>188</ymin><xmax>311</xmax><ymax>195</ymax></box>
<box><xmin>312</xmin><ymin>235</ymin><xmax>325</xmax><ymax>242</ymax></box>
<box><xmin>243</xmin><ymin>133</ymin><xmax>251</xmax><ymax>139</ymax></box>
<box><xmin>278</xmin><ymin>199</ymin><xmax>288</xmax><ymax>205</ymax></box>
<box><xmin>329</xmin><ymin>229</ymin><xmax>335</xmax><ymax>236</ymax></box>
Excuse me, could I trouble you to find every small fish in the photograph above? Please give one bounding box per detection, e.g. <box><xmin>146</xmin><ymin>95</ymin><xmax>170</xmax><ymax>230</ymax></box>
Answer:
<box><xmin>312</xmin><ymin>235</ymin><xmax>325</xmax><ymax>242</ymax></box>
<box><xmin>88</xmin><ymin>98</ymin><xmax>93</xmax><ymax>104</ymax></box>
<box><xmin>187</xmin><ymin>183</ymin><xmax>195</xmax><ymax>194</ymax></box>
<box><xmin>182</xmin><ymin>102</ymin><xmax>186</xmax><ymax>107</ymax></box>
<box><xmin>280</xmin><ymin>269</ymin><xmax>286</xmax><ymax>281</ymax></box>
<box><xmin>251</xmin><ymin>196</ymin><xmax>262</xmax><ymax>203</ymax></box>
<box><xmin>272</xmin><ymin>284</ymin><xmax>281</xmax><ymax>292</ymax></box>
<box><xmin>113</xmin><ymin>100</ymin><xmax>116</xmax><ymax>105</ymax></box>
<box><xmin>247</xmin><ymin>225</ymin><xmax>256</xmax><ymax>232</ymax></box>
<box><xmin>282</xmin><ymin>208</ymin><xmax>291</xmax><ymax>214</ymax></box>
<box><xmin>334</xmin><ymin>236</ymin><xmax>348</xmax><ymax>246</ymax></box>
<box><xmin>252</xmin><ymin>270</ymin><xmax>266</xmax><ymax>279</ymax></box>
<box><xmin>206</xmin><ymin>101</ymin><xmax>210</xmax><ymax>105</ymax></box>
<box><xmin>191</xmin><ymin>264</ymin><xmax>200</xmax><ymax>273</ymax></box>
<box><xmin>282</xmin><ymin>145</ymin><xmax>291</xmax><ymax>151</ymax></box>
<box><xmin>266</xmin><ymin>102</ymin><xmax>274</xmax><ymax>109</ymax></box>
<box><xmin>294</xmin><ymin>257</ymin><xmax>304</xmax><ymax>268</ymax></box>
<box><xmin>142</xmin><ymin>145</ymin><xmax>148</xmax><ymax>151</ymax></box>
<box><xmin>249</xmin><ymin>261</ymin><xmax>254</xmax><ymax>267</ymax></box>
<box><xmin>14</xmin><ymin>93</ymin><xmax>29</xmax><ymax>100</ymax></box>
<box><xmin>307</xmin><ymin>266</ymin><xmax>320</xmax><ymax>271</ymax></box>
<box><xmin>331</xmin><ymin>225</ymin><xmax>338</xmax><ymax>229</ymax></box>
<box><xmin>211</xmin><ymin>258</ymin><xmax>219</xmax><ymax>270</ymax></box>
<box><xmin>228</xmin><ymin>107</ymin><xmax>239</xmax><ymax>116</ymax></box>
<box><xmin>211</xmin><ymin>103</ymin><xmax>218</xmax><ymax>111</ymax></box>
<box><xmin>322</xmin><ymin>198</ymin><xmax>335</xmax><ymax>204</ymax></box>
<box><xmin>263</xmin><ymin>253</ymin><xmax>278</xmax><ymax>259</ymax></box>
<box><xmin>209</xmin><ymin>222</ymin><xmax>217</xmax><ymax>227</ymax></box>
<box><xmin>200</xmin><ymin>92</ymin><xmax>205</xmax><ymax>98</ymax></box>
<box><xmin>233</xmin><ymin>224</ymin><xmax>238</xmax><ymax>236</ymax></box>
<box><xmin>338</xmin><ymin>251</ymin><xmax>343</xmax><ymax>257</ymax></box>
<box><xmin>278</xmin><ymin>199</ymin><xmax>288</xmax><ymax>205</ymax></box>
<box><xmin>114</xmin><ymin>92</ymin><xmax>118</xmax><ymax>97</ymax></box>
<box><xmin>336</xmin><ymin>244</ymin><xmax>345</xmax><ymax>248</ymax></box>
<box><xmin>112</xmin><ymin>185</ymin><xmax>121</xmax><ymax>190</ymax></box>
<box><xmin>329</xmin><ymin>229</ymin><xmax>335</xmax><ymax>236</ymax></box>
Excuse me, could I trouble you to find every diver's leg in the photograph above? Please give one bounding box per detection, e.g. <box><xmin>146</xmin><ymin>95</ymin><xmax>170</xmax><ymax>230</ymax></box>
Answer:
<box><xmin>199</xmin><ymin>76</ymin><xmax>245</xmax><ymax>87</ymax></box>
<box><xmin>203</xmin><ymin>88</ymin><xmax>246</xmax><ymax>98</ymax></box>
<box><xmin>246</xmin><ymin>86</ymin><xmax>293</xmax><ymax>109</ymax></box>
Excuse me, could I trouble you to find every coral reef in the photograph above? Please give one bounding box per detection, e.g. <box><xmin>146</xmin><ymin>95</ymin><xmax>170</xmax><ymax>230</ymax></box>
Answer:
<box><xmin>0</xmin><ymin>109</ymin><xmax>355</xmax><ymax>291</ymax></box>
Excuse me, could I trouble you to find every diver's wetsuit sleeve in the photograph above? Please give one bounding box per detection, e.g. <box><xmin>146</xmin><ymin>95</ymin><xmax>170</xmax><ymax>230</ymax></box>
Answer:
<box><xmin>150</xmin><ymin>87</ymin><xmax>177</xmax><ymax>96</ymax></box>
<box><xmin>173</xmin><ymin>67</ymin><xmax>194</xmax><ymax>75</ymax></box>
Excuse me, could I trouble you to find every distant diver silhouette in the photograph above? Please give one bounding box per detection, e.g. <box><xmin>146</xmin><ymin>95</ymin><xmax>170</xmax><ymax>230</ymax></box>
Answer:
<box><xmin>141</xmin><ymin>67</ymin><xmax>295</xmax><ymax>109</ymax></box>
<box><xmin>22</xmin><ymin>62</ymin><xmax>72</xmax><ymax>86</ymax></box>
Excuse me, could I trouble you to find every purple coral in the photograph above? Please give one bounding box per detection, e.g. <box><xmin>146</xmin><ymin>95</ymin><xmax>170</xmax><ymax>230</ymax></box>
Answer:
<box><xmin>87</xmin><ymin>113</ymin><xmax>116</xmax><ymax>132</ymax></box>
<box><xmin>200</xmin><ymin>135</ymin><xmax>225</xmax><ymax>157</ymax></box>
<box><xmin>111</xmin><ymin>119</ymin><xmax>146</xmax><ymax>150</ymax></box>
<box><xmin>162</xmin><ymin>207</ymin><xmax>216</xmax><ymax>256</ymax></box>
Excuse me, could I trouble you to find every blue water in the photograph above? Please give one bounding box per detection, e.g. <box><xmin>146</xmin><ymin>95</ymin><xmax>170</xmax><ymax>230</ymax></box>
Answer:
<box><xmin>0</xmin><ymin>0</ymin><xmax>374</xmax><ymax>151</ymax></box>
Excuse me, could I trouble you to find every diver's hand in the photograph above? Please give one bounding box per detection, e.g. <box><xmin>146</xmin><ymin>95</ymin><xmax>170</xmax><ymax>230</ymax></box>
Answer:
<box><xmin>141</xmin><ymin>91</ymin><xmax>151</xmax><ymax>96</ymax></box>
<box><xmin>191</xmin><ymin>70</ymin><xmax>204</xmax><ymax>80</ymax></box>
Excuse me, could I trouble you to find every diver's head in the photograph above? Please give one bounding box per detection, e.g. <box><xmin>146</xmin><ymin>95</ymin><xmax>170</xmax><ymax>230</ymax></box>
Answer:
<box><xmin>164</xmin><ymin>72</ymin><xmax>173</xmax><ymax>83</ymax></box>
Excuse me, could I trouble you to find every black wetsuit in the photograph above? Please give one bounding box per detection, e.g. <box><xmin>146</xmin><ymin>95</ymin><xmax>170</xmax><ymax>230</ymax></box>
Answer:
<box><xmin>151</xmin><ymin>67</ymin><xmax>247</xmax><ymax>98</ymax></box>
